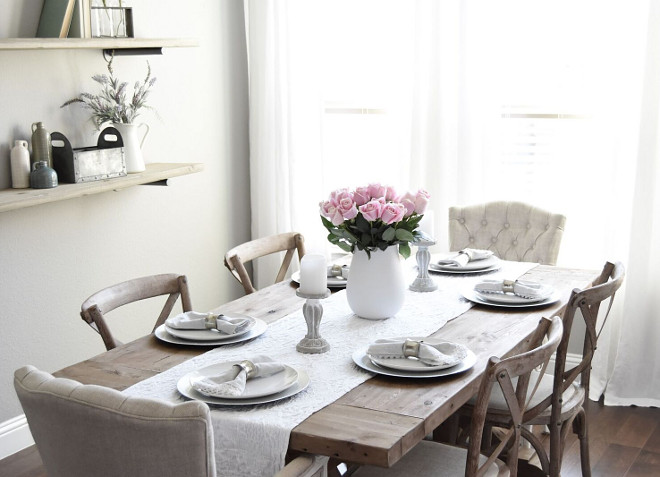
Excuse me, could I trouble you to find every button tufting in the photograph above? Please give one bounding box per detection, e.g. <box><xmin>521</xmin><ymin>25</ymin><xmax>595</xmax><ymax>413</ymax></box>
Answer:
<box><xmin>526</xmin><ymin>223</ymin><xmax>531</xmax><ymax>229</ymax></box>
<box><xmin>491</xmin><ymin>237</ymin><xmax>497</xmax><ymax>243</ymax></box>
<box><xmin>481</xmin><ymin>220</ymin><xmax>487</xmax><ymax>226</ymax></box>
<box><xmin>459</xmin><ymin>218</ymin><xmax>465</xmax><ymax>224</ymax></box>
<box><xmin>504</xmin><ymin>223</ymin><xmax>510</xmax><ymax>228</ymax></box>
<box><xmin>512</xmin><ymin>240</ymin><xmax>518</xmax><ymax>246</ymax></box>
<box><xmin>469</xmin><ymin>237</ymin><xmax>475</xmax><ymax>243</ymax></box>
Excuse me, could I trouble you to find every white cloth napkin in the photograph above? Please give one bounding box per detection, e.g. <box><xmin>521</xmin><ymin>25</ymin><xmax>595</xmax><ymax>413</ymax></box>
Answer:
<box><xmin>474</xmin><ymin>279</ymin><xmax>551</xmax><ymax>299</ymax></box>
<box><xmin>190</xmin><ymin>355</ymin><xmax>286</xmax><ymax>398</ymax></box>
<box><xmin>327</xmin><ymin>264</ymin><xmax>349</xmax><ymax>279</ymax></box>
<box><xmin>367</xmin><ymin>339</ymin><xmax>468</xmax><ymax>367</ymax></box>
<box><xmin>165</xmin><ymin>311</ymin><xmax>250</xmax><ymax>335</ymax></box>
<box><xmin>437</xmin><ymin>248</ymin><xmax>494</xmax><ymax>267</ymax></box>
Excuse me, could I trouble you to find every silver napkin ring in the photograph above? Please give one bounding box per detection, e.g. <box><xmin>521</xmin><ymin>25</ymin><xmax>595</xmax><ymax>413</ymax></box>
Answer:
<box><xmin>237</xmin><ymin>360</ymin><xmax>256</xmax><ymax>378</ymax></box>
<box><xmin>403</xmin><ymin>339</ymin><xmax>421</xmax><ymax>358</ymax></box>
<box><xmin>502</xmin><ymin>280</ymin><xmax>516</xmax><ymax>294</ymax></box>
<box><xmin>328</xmin><ymin>264</ymin><xmax>343</xmax><ymax>277</ymax></box>
<box><xmin>204</xmin><ymin>313</ymin><xmax>217</xmax><ymax>329</ymax></box>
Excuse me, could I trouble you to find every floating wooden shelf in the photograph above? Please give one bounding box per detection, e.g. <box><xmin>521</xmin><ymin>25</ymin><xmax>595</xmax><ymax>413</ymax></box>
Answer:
<box><xmin>0</xmin><ymin>162</ymin><xmax>203</xmax><ymax>213</ymax></box>
<box><xmin>0</xmin><ymin>37</ymin><xmax>198</xmax><ymax>52</ymax></box>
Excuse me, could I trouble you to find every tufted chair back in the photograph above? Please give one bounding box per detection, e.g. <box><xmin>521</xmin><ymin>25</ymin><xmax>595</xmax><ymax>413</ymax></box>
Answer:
<box><xmin>448</xmin><ymin>201</ymin><xmax>566</xmax><ymax>265</ymax></box>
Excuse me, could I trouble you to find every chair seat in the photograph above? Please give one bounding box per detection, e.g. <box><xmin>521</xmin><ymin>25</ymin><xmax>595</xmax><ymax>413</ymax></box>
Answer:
<box><xmin>470</xmin><ymin>370</ymin><xmax>585</xmax><ymax>423</ymax></box>
<box><xmin>353</xmin><ymin>440</ymin><xmax>509</xmax><ymax>477</ymax></box>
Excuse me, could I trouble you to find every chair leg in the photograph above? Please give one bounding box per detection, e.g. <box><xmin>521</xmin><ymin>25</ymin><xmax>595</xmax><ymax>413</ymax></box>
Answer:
<box><xmin>521</xmin><ymin>426</ymin><xmax>550</xmax><ymax>475</ymax></box>
<box><xmin>573</xmin><ymin>408</ymin><xmax>591</xmax><ymax>477</ymax></box>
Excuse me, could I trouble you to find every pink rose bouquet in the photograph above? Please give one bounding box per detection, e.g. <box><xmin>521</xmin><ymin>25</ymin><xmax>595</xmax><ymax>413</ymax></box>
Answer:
<box><xmin>319</xmin><ymin>183</ymin><xmax>429</xmax><ymax>259</ymax></box>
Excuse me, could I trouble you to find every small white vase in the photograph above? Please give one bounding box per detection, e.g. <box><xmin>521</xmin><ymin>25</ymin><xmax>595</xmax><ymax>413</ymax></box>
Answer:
<box><xmin>112</xmin><ymin>123</ymin><xmax>149</xmax><ymax>173</ymax></box>
<box><xmin>345</xmin><ymin>247</ymin><xmax>406</xmax><ymax>320</ymax></box>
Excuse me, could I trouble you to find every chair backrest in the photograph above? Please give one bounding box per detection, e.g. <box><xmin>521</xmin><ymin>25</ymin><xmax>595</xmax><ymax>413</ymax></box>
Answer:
<box><xmin>80</xmin><ymin>273</ymin><xmax>192</xmax><ymax>351</ymax></box>
<box><xmin>14</xmin><ymin>365</ymin><xmax>215</xmax><ymax>477</ymax></box>
<box><xmin>224</xmin><ymin>232</ymin><xmax>306</xmax><ymax>294</ymax></box>
<box><xmin>530</xmin><ymin>262</ymin><xmax>625</xmax><ymax>421</ymax></box>
<box><xmin>467</xmin><ymin>316</ymin><xmax>563</xmax><ymax>477</ymax></box>
<box><xmin>448</xmin><ymin>201</ymin><xmax>566</xmax><ymax>265</ymax></box>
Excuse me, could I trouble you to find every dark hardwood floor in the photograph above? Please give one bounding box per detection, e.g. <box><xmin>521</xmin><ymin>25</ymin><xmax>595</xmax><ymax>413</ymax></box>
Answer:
<box><xmin>1</xmin><ymin>399</ymin><xmax>659</xmax><ymax>477</ymax></box>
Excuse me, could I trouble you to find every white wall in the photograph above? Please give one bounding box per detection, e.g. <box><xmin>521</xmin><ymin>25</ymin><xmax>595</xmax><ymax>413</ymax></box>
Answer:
<box><xmin>0</xmin><ymin>0</ymin><xmax>251</xmax><ymax>422</ymax></box>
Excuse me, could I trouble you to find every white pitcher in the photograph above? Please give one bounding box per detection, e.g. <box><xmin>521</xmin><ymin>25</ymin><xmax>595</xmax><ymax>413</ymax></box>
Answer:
<box><xmin>112</xmin><ymin>123</ymin><xmax>149</xmax><ymax>173</ymax></box>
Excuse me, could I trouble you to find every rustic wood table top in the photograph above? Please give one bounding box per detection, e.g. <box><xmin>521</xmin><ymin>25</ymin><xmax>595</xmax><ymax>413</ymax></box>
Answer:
<box><xmin>54</xmin><ymin>265</ymin><xmax>598</xmax><ymax>468</ymax></box>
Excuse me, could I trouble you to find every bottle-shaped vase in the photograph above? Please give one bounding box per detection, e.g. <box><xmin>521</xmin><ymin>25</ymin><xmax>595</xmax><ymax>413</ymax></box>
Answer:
<box><xmin>10</xmin><ymin>140</ymin><xmax>31</xmax><ymax>188</ymax></box>
<box><xmin>31</xmin><ymin>122</ymin><xmax>52</xmax><ymax>168</ymax></box>
<box><xmin>30</xmin><ymin>161</ymin><xmax>58</xmax><ymax>189</ymax></box>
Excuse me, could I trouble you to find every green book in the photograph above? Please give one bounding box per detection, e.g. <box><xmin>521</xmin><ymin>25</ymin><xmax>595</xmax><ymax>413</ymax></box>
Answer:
<box><xmin>36</xmin><ymin>0</ymin><xmax>76</xmax><ymax>38</ymax></box>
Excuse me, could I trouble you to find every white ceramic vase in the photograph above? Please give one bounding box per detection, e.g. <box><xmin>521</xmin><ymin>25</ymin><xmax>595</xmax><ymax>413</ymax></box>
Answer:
<box><xmin>345</xmin><ymin>246</ymin><xmax>406</xmax><ymax>320</ymax></box>
<box><xmin>112</xmin><ymin>123</ymin><xmax>149</xmax><ymax>173</ymax></box>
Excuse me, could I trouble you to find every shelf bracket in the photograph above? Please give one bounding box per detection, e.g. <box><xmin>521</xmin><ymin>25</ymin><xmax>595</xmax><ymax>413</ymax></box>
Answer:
<box><xmin>103</xmin><ymin>47</ymin><xmax>163</xmax><ymax>59</ymax></box>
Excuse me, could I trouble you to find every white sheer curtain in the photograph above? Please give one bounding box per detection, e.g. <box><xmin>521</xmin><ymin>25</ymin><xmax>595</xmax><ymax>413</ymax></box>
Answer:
<box><xmin>594</xmin><ymin>1</ymin><xmax>660</xmax><ymax>407</ymax></box>
<box><xmin>244</xmin><ymin>0</ymin><xmax>660</xmax><ymax>404</ymax></box>
<box><xmin>245</xmin><ymin>0</ymin><xmax>325</xmax><ymax>287</ymax></box>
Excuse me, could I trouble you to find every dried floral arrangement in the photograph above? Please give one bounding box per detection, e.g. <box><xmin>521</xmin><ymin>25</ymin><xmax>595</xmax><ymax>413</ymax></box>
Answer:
<box><xmin>61</xmin><ymin>55</ymin><xmax>156</xmax><ymax>129</ymax></box>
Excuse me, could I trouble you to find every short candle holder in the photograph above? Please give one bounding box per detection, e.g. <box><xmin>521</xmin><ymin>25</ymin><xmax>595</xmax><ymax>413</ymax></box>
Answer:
<box><xmin>296</xmin><ymin>288</ymin><xmax>331</xmax><ymax>354</ymax></box>
<box><xmin>410</xmin><ymin>235</ymin><xmax>438</xmax><ymax>292</ymax></box>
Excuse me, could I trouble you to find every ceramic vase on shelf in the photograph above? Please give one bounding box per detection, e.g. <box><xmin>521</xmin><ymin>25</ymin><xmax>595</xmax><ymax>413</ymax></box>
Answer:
<box><xmin>10</xmin><ymin>140</ymin><xmax>31</xmax><ymax>188</ymax></box>
<box><xmin>345</xmin><ymin>246</ymin><xmax>406</xmax><ymax>320</ymax></box>
<box><xmin>112</xmin><ymin>123</ymin><xmax>149</xmax><ymax>173</ymax></box>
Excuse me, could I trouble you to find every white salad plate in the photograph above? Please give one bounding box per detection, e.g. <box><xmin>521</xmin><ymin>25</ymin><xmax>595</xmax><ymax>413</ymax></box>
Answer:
<box><xmin>473</xmin><ymin>286</ymin><xmax>554</xmax><ymax>305</ymax></box>
<box><xmin>429</xmin><ymin>254</ymin><xmax>501</xmax><ymax>274</ymax></box>
<box><xmin>367</xmin><ymin>336</ymin><xmax>469</xmax><ymax>372</ymax></box>
<box><xmin>291</xmin><ymin>271</ymin><xmax>347</xmax><ymax>288</ymax></box>
<box><xmin>177</xmin><ymin>368</ymin><xmax>310</xmax><ymax>406</ymax></box>
<box><xmin>164</xmin><ymin>314</ymin><xmax>256</xmax><ymax>341</ymax></box>
<box><xmin>352</xmin><ymin>348</ymin><xmax>477</xmax><ymax>378</ymax></box>
<box><xmin>154</xmin><ymin>318</ymin><xmax>267</xmax><ymax>346</ymax></box>
<box><xmin>182</xmin><ymin>361</ymin><xmax>299</xmax><ymax>399</ymax></box>
<box><xmin>462</xmin><ymin>286</ymin><xmax>560</xmax><ymax>308</ymax></box>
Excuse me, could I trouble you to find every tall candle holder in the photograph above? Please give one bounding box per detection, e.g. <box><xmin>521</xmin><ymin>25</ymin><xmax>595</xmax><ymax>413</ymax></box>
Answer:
<box><xmin>409</xmin><ymin>234</ymin><xmax>438</xmax><ymax>292</ymax></box>
<box><xmin>296</xmin><ymin>289</ymin><xmax>331</xmax><ymax>354</ymax></box>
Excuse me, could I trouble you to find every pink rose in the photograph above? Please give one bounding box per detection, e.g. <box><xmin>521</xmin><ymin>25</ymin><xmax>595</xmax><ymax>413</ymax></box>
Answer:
<box><xmin>400</xmin><ymin>192</ymin><xmax>416</xmax><ymax>217</ymax></box>
<box><xmin>381</xmin><ymin>202</ymin><xmax>406</xmax><ymax>225</ymax></box>
<box><xmin>320</xmin><ymin>200</ymin><xmax>345</xmax><ymax>226</ymax></box>
<box><xmin>385</xmin><ymin>185</ymin><xmax>399</xmax><ymax>202</ymax></box>
<box><xmin>359</xmin><ymin>200</ymin><xmax>383</xmax><ymax>222</ymax></box>
<box><xmin>353</xmin><ymin>186</ymin><xmax>370</xmax><ymax>206</ymax></box>
<box><xmin>338</xmin><ymin>197</ymin><xmax>358</xmax><ymax>220</ymax></box>
<box><xmin>414</xmin><ymin>189</ymin><xmax>430</xmax><ymax>214</ymax></box>
<box><xmin>329</xmin><ymin>188</ymin><xmax>352</xmax><ymax>206</ymax></box>
<box><xmin>367</xmin><ymin>183</ymin><xmax>386</xmax><ymax>200</ymax></box>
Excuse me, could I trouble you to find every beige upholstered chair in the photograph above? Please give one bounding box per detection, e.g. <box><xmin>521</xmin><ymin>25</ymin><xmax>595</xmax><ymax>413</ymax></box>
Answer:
<box><xmin>448</xmin><ymin>201</ymin><xmax>566</xmax><ymax>265</ymax></box>
<box><xmin>472</xmin><ymin>261</ymin><xmax>624</xmax><ymax>477</ymax></box>
<box><xmin>80</xmin><ymin>273</ymin><xmax>192</xmax><ymax>351</ymax></box>
<box><xmin>353</xmin><ymin>316</ymin><xmax>563</xmax><ymax>477</ymax></box>
<box><xmin>224</xmin><ymin>232</ymin><xmax>306</xmax><ymax>295</ymax></box>
<box><xmin>14</xmin><ymin>365</ymin><xmax>328</xmax><ymax>477</ymax></box>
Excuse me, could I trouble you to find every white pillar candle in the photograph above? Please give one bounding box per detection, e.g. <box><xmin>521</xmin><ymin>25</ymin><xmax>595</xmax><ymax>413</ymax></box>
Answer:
<box><xmin>419</xmin><ymin>210</ymin><xmax>435</xmax><ymax>237</ymax></box>
<box><xmin>299</xmin><ymin>254</ymin><xmax>327</xmax><ymax>295</ymax></box>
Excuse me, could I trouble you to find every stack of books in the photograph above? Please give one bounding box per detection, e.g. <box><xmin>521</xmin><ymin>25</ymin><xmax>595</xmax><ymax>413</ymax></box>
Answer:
<box><xmin>36</xmin><ymin>0</ymin><xmax>92</xmax><ymax>38</ymax></box>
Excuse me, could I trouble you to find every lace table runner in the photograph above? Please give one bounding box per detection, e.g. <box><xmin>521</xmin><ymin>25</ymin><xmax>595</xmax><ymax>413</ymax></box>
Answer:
<box><xmin>125</xmin><ymin>261</ymin><xmax>536</xmax><ymax>477</ymax></box>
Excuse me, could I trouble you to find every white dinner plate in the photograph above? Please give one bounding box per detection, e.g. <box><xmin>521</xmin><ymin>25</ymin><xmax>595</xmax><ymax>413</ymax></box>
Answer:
<box><xmin>367</xmin><ymin>336</ymin><xmax>469</xmax><ymax>372</ymax></box>
<box><xmin>177</xmin><ymin>368</ymin><xmax>310</xmax><ymax>406</ymax></box>
<box><xmin>461</xmin><ymin>286</ymin><xmax>560</xmax><ymax>308</ymax></box>
<box><xmin>182</xmin><ymin>361</ymin><xmax>299</xmax><ymax>399</ymax></box>
<box><xmin>154</xmin><ymin>318</ymin><xmax>267</xmax><ymax>346</ymax></box>
<box><xmin>164</xmin><ymin>314</ymin><xmax>256</xmax><ymax>341</ymax></box>
<box><xmin>291</xmin><ymin>271</ymin><xmax>347</xmax><ymax>288</ymax></box>
<box><xmin>352</xmin><ymin>348</ymin><xmax>477</xmax><ymax>378</ymax></box>
<box><xmin>430</xmin><ymin>254</ymin><xmax>501</xmax><ymax>272</ymax></box>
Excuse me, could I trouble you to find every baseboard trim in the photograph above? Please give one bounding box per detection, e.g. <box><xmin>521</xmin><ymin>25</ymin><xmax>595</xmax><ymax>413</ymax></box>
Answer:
<box><xmin>549</xmin><ymin>352</ymin><xmax>582</xmax><ymax>372</ymax></box>
<box><xmin>0</xmin><ymin>415</ymin><xmax>34</xmax><ymax>460</ymax></box>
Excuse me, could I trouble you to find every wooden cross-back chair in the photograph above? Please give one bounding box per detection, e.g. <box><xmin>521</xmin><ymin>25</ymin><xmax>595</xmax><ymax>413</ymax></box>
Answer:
<box><xmin>467</xmin><ymin>261</ymin><xmax>625</xmax><ymax>476</ymax></box>
<box><xmin>80</xmin><ymin>273</ymin><xmax>192</xmax><ymax>351</ymax></box>
<box><xmin>224</xmin><ymin>232</ymin><xmax>306</xmax><ymax>295</ymax></box>
<box><xmin>353</xmin><ymin>316</ymin><xmax>563</xmax><ymax>477</ymax></box>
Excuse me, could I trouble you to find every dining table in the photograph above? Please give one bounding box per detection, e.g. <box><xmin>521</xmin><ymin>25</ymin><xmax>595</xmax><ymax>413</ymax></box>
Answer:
<box><xmin>53</xmin><ymin>262</ymin><xmax>599</xmax><ymax>475</ymax></box>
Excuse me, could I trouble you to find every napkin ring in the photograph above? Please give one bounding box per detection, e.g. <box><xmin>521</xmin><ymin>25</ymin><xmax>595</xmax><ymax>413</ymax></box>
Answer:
<box><xmin>204</xmin><ymin>313</ymin><xmax>218</xmax><ymax>329</ymax></box>
<box><xmin>403</xmin><ymin>339</ymin><xmax>421</xmax><ymax>358</ymax></box>
<box><xmin>328</xmin><ymin>264</ymin><xmax>343</xmax><ymax>277</ymax></box>
<box><xmin>502</xmin><ymin>280</ymin><xmax>516</xmax><ymax>294</ymax></box>
<box><xmin>237</xmin><ymin>360</ymin><xmax>256</xmax><ymax>378</ymax></box>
